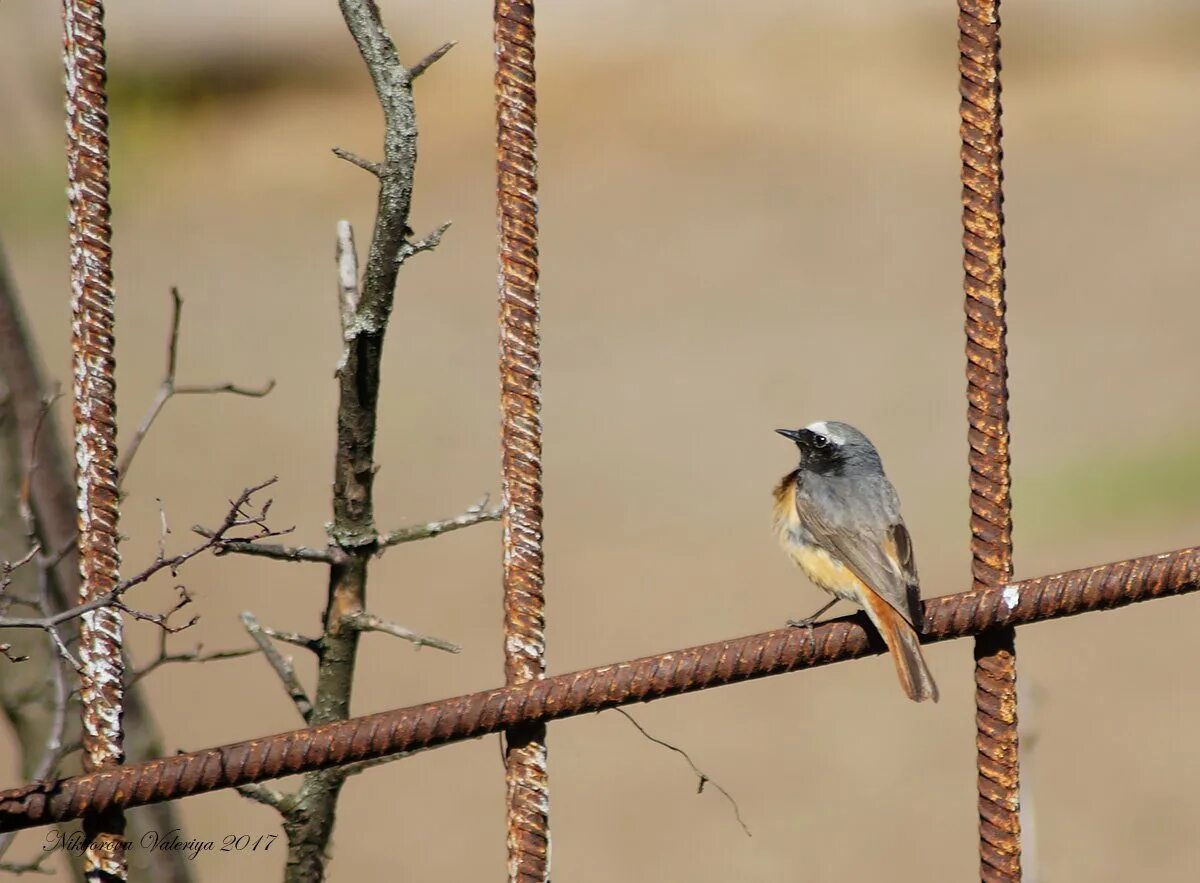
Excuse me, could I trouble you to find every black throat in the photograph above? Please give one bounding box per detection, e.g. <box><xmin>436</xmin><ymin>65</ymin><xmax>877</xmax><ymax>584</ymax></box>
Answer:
<box><xmin>800</xmin><ymin>446</ymin><xmax>845</xmax><ymax>477</ymax></box>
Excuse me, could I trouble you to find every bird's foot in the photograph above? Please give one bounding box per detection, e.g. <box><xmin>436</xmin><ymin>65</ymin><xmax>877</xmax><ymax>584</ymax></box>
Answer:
<box><xmin>786</xmin><ymin>617</ymin><xmax>818</xmax><ymax>639</ymax></box>
<box><xmin>785</xmin><ymin>599</ymin><xmax>839</xmax><ymax>638</ymax></box>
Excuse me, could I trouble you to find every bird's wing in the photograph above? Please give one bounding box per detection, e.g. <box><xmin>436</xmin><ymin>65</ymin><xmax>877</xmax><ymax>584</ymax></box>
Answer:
<box><xmin>794</xmin><ymin>482</ymin><xmax>922</xmax><ymax>628</ymax></box>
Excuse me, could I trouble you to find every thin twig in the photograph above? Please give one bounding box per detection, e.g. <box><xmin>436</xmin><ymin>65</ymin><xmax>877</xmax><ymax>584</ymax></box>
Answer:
<box><xmin>42</xmin><ymin>623</ymin><xmax>80</xmax><ymax>672</ymax></box>
<box><xmin>206</xmin><ymin>494</ymin><xmax>499</xmax><ymax>562</ymax></box>
<box><xmin>260</xmin><ymin>626</ymin><xmax>322</xmax><ymax>653</ymax></box>
<box><xmin>117</xmin><ymin>289</ymin><xmax>274</xmax><ymax>489</ymax></box>
<box><xmin>342</xmin><ymin>611</ymin><xmax>460</xmax><ymax>654</ymax></box>
<box><xmin>129</xmin><ymin>630</ymin><xmax>259</xmax><ymax>687</ymax></box>
<box><xmin>198</xmin><ymin>537</ymin><xmax>340</xmax><ymax>565</ymax></box>
<box><xmin>1</xmin><ymin>233</ymin><xmax>200</xmax><ymax>882</ymax></box>
<box><xmin>175</xmin><ymin>381</ymin><xmax>275</xmax><ymax>397</ymax></box>
<box><xmin>396</xmin><ymin>221</ymin><xmax>451</xmax><ymax>269</ymax></box>
<box><xmin>377</xmin><ymin>495</ymin><xmax>501</xmax><ymax>550</ymax></box>
<box><xmin>117</xmin><ymin>585</ymin><xmax>198</xmax><ymax>634</ymax></box>
<box><xmin>241</xmin><ymin>612</ymin><xmax>315</xmax><ymax>723</ymax></box>
<box><xmin>0</xmin><ymin>480</ymin><xmax>284</xmax><ymax>639</ymax></box>
<box><xmin>16</xmin><ymin>388</ymin><xmax>61</xmax><ymax>536</ymax></box>
<box><xmin>331</xmin><ymin>147</ymin><xmax>381</xmax><ymax>177</ymax></box>
<box><xmin>119</xmin><ymin>478</ymin><xmax>283</xmax><ymax>592</ymax></box>
<box><xmin>29</xmin><ymin>648</ymin><xmax>69</xmax><ymax>781</ymax></box>
<box><xmin>614</xmin><ymin>708</ymin><xmax>752</xmax><ymax>838</ymax></box>
<box><xmin>40</xmin><ymin>535</ymin><xmax>76</xmax><ymax>572</ymax></box>
<box><xmin>34</xmin><ymin>563</ymin><xmax>79</xmax><ymax>672</ymax></box>
<box><xmin>408</xmin><ymin>41</ymin><xmax>456</xmax><ymax>80</ymax></box>
<box><xmin>0</xmin><ymin>847</ymin><xmax>55</xmax><ymax>875</ymax></box>
<box><xmin>236</xmin><ymin>783</ymin><xmax>295</xmax><ymax>813</ymax></box>
<box><xmin>339</xmin><ymin>747</ymin><xmax>421</xmax><ymax>779</ymax></box>
<box><xmin>0</xmin><ymin>546</ymin><xmax>40</xmax><ymax>613</ymax></box>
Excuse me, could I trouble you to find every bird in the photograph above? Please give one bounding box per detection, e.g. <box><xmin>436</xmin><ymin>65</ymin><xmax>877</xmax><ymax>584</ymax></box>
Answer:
<box><xmin>772</xmin><ymin>421</ymin><xmax>938</xmax><ymax>702</ymax></box>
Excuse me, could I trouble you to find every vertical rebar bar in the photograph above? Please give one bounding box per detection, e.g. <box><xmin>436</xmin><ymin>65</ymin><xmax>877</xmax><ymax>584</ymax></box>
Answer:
<box><xmin>959</xmin><ymin>0</ymin><xmax>1020</xmax><ymax>880</ymax></box>
<box><xmin>63</xmin><ymin>0</ymin><xmax>125</xmax><ymax>878</ymax></box>
<box><xmin>495</xmin><ymin>2</ymin><xmax>549</xmax><ymax>881</ymax></box>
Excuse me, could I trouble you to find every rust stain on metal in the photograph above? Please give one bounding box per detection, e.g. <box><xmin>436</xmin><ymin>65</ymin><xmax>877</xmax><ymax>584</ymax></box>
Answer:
<box><xmin>496</xmin><ymin>1</ymin><xmax>549</xmax><ymax>881</ymax></box>
<box><xmin>960</xmin><ymin>0</ymin><xmax>1020</xmax><ymax>878</ymax></box>
<box><xmin>2</xmin><ymin>546</ymin><xmax>1198</xmax><ymax>834</ymax></box>
<box><xmin>64</xmin><ymin>0</ymin><xmax>126</xmax><ymax>877</ymax></box>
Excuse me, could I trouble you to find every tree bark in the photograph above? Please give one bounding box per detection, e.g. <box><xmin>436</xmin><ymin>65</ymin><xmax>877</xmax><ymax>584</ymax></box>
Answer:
<box><xmin>0</xmin><ymin>240</ymin><xmax>195</xmax><ymax>883</ymax></box>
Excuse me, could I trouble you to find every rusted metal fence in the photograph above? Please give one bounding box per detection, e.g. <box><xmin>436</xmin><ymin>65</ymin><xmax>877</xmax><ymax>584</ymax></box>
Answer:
<box><xmin>495</xmin><ymin>3</ymin><xmax>550</xmax><ymax>880</ymax></box>
<box><xmin>958</xmin><ymin>2</ymin><xmax>1022</xmax><ymax>879</ymax></box>
<box><xmin>63</xmin><ymin>0</ymin><xmax>127</xmax><ymax>879</ymax></box>
<box><xmin>3</xmin><ymin>544</ymin><xmax>1199</xmax><ymax>830</ymax></box>
<box><xmin>0</xmin><ymin>1</ymin><xmax>1195</xmax><ymax>881</ymax></box>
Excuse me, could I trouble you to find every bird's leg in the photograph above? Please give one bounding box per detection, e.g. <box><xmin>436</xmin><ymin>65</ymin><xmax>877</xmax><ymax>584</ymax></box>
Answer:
<box><xmin>787</xmin><ymin>598</ymin><xmax>840</xmax><ymax>636</ymax></box>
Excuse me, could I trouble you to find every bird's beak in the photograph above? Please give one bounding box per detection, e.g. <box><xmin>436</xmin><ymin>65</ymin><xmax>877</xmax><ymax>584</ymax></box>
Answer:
<box><xmin>775</xmin><ymin>428</ymin><xmax>804</xmax><ymax>443</ymax></box>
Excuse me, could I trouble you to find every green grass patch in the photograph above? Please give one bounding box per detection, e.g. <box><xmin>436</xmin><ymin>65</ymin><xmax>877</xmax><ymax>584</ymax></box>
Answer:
<box><xmin>1017</xmin><ymin>430</ymin><xmax>1200</xmax><ymax>538</ymax></box>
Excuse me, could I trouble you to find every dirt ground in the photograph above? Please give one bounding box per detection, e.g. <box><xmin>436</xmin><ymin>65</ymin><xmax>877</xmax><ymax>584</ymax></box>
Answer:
<box><xmin>2</xmin><ymin>2</ymin><xmax>1200</xmax><ymax>881</ymax></box>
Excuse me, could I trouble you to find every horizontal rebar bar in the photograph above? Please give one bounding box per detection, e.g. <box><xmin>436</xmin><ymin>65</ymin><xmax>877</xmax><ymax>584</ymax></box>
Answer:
<box><xmin>1</xmin><ymin>544</ymin><xmax>1197</xmax><ymax>833</ymax></box>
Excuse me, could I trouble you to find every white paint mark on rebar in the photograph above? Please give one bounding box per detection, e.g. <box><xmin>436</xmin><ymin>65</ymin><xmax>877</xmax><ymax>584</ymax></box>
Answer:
<box><xmin>1002</xmin><ymin>585</ymin><xmax>1020</xmax><ymax>610</ymax></box>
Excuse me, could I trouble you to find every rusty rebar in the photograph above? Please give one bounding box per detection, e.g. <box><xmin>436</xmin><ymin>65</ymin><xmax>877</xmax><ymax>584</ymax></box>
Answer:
<box><xmin>63</xmin><ymin>0</ymin><xmax>125</xmax><ymax>877</ymax></box>
<box><xmin>960</xmin><ymin>1</ymin><xmax>1019</xmax><ymax>879</ymax></box>
<box><xmin>495</xmin><ymin>2</ymin><xmax>548</xmax><ymax>881</ymax></box>
<box><xmin>2</xmin><ymin>545</ymin><xmax>1197</xmax><ymax>834</ymax></box>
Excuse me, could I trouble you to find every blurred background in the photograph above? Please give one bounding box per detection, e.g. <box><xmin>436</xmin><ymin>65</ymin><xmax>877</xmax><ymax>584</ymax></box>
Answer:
<box><xmin>2</xmin><ymin>0</ymin><xmax>1199</xmax><ymax>880</ymax></box>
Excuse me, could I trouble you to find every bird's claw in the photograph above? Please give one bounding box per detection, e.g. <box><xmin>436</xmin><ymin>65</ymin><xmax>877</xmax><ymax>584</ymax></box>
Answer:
<box><xmin>786</xmin><ymin>617</ymin><xmax>817</xmax><ymax>638</ymax></box>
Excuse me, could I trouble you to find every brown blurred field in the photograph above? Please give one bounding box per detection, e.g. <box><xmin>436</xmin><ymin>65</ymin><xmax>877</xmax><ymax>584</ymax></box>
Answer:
<box><xmin>3</xmin><ymin>1</ymin><xmax>1200</xmax><ymax>880</ymax></box>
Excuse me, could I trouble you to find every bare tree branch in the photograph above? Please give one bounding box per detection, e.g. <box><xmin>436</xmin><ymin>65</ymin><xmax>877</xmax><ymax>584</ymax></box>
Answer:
<box><xmin>614</xmin><ymin>709</ymin><xmax>752</xmax><ymax>838</ymax></box>
<box><xmin>251</xmin><ymin>0</ymin><xmax>462</xmax><ymax>875</ymax></box>
<box><xmin>395</xmin><ymin>220</ymin><xmax>451</xmax><ymax>268</ymax></box>
<box><xmin>16</xmin><ymin>389</ymin><xmax>61</xmax><ymax>544</ymax></box>
<box><xmin>0</xmin><ymin>245</ymin><xmax>77</xmax><ymax>593</ymax></box>
<box><xmin>29</xmin><ymin>646</ymin><xmax>69</xmax><ymax>782</ymax></box>
<box><xmin>197</xmin><ymin>537</ymin><xmax>341</xmax><ymax>565</ymax></box>
<box><xmin>241</xmin><ymin>612</ymin><xmax>315</xmax><ymax>723</ymax></box>
<box><xmin>377</xmin><ymin>496</ymin><xmax>501</xmax><ymax>551</ymax></box>
<box><xmin>342</xmin><ymin>611</ymin><xmax>459</xmax><ymax>653</ymax></box>
<box><xmin>339</xmin><ymin>747</ymin><xmax>421</xmax><ymax>778</ymax></box>
<box><xmin>408</xmin><ymin>41</ymin><xmax>456</xmax><ymax>80</ymax></box>
<box><xmin>1</xmin><ymin>234</ymin><xmax>198</xmax><ymax>883</ymax></box>
<box><xmin>331</xmin><ymin>147</ymin><xmax>381</xmax><ymax>177</ymax></box>
<box><xmin>0</xmin><ymin>481</ymin><xmax>283</xmax><ymax>637</ymax></box>
<box><xmin>117</xmin><ymin>289</ymin><xmax>274</xmax><ymax>490</ymax></box>
<box><xmin>0</xmin><ymin>847</ymin><xmax>55</xmax><ymax>875</ymax></box>
<box><xmin>236</xmin><ymin>783</ymin><xmax>296</xmax><ymax>813</ymax></box>
<box><xmin>129</xmin><ymin>627</ymin><xmax>258</xmax><ymax>687</ymax></box>
<box><xmin>0</xmin><ymin>546</ymin><xmax>41</xmax><ymax>619</ymax></box>
<box><xmin>259</xmin><ymin>626</ymin><xmax>322</xmax><ymax>653</ymax></box>
<box><xmin>203</xmin><ymin>494</ymin><xmax>500</xmax><ymax>563</ymax></box>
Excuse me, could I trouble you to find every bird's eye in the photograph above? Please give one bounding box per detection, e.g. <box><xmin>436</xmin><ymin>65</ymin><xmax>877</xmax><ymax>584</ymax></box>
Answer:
<box><xmin>812</xmin><ymin>434</ymin><xmax>829</xmax><ymax>449</ymax></box>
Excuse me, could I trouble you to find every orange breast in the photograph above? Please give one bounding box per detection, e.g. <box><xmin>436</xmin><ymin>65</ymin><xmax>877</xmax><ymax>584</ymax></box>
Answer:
<box><xmin>774</xmin><ymin>471</ymin><xmax>866</xmax><ymax>604</ymax></box>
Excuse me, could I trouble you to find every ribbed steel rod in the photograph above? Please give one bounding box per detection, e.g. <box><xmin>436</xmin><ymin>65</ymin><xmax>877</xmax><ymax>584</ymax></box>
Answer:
<box><xmin>495</xmin><ymin>1</ymin><xmax>549</xmax><ymax>881</ymax></box>
<box><xmin>959</xmin><ymin>1</ymin><xmax>1019</xmax><ymax>879</ymax></box>
<box><xmin>63</xmin><ymin>0</ymin><xmax>125</xmax><ymax>878</ymax></box>
<box><xmin>2</xmin><ymin>545</ymin><xmax>1196</xmax><ymax>834</ymax></box>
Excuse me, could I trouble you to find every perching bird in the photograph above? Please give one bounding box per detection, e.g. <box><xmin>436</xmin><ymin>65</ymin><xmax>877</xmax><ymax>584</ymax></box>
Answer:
<box><xmin>773</xmin><ymin>421</ymin><xmax>938</xmax><ymax>702</ymax></box>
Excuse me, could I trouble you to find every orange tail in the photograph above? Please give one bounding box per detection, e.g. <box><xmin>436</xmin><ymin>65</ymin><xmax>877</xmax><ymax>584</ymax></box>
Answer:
<box><xmin>860</xmin><ymin>592</ymin><xmax>939</xmax><ymax>702</ymax></box>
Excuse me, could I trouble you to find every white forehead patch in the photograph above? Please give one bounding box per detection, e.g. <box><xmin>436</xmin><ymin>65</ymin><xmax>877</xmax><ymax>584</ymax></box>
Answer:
<box><xmin>805</xmin><ymin>421</ymin><xmax>845</xmax><ymax>445</ymax></box>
